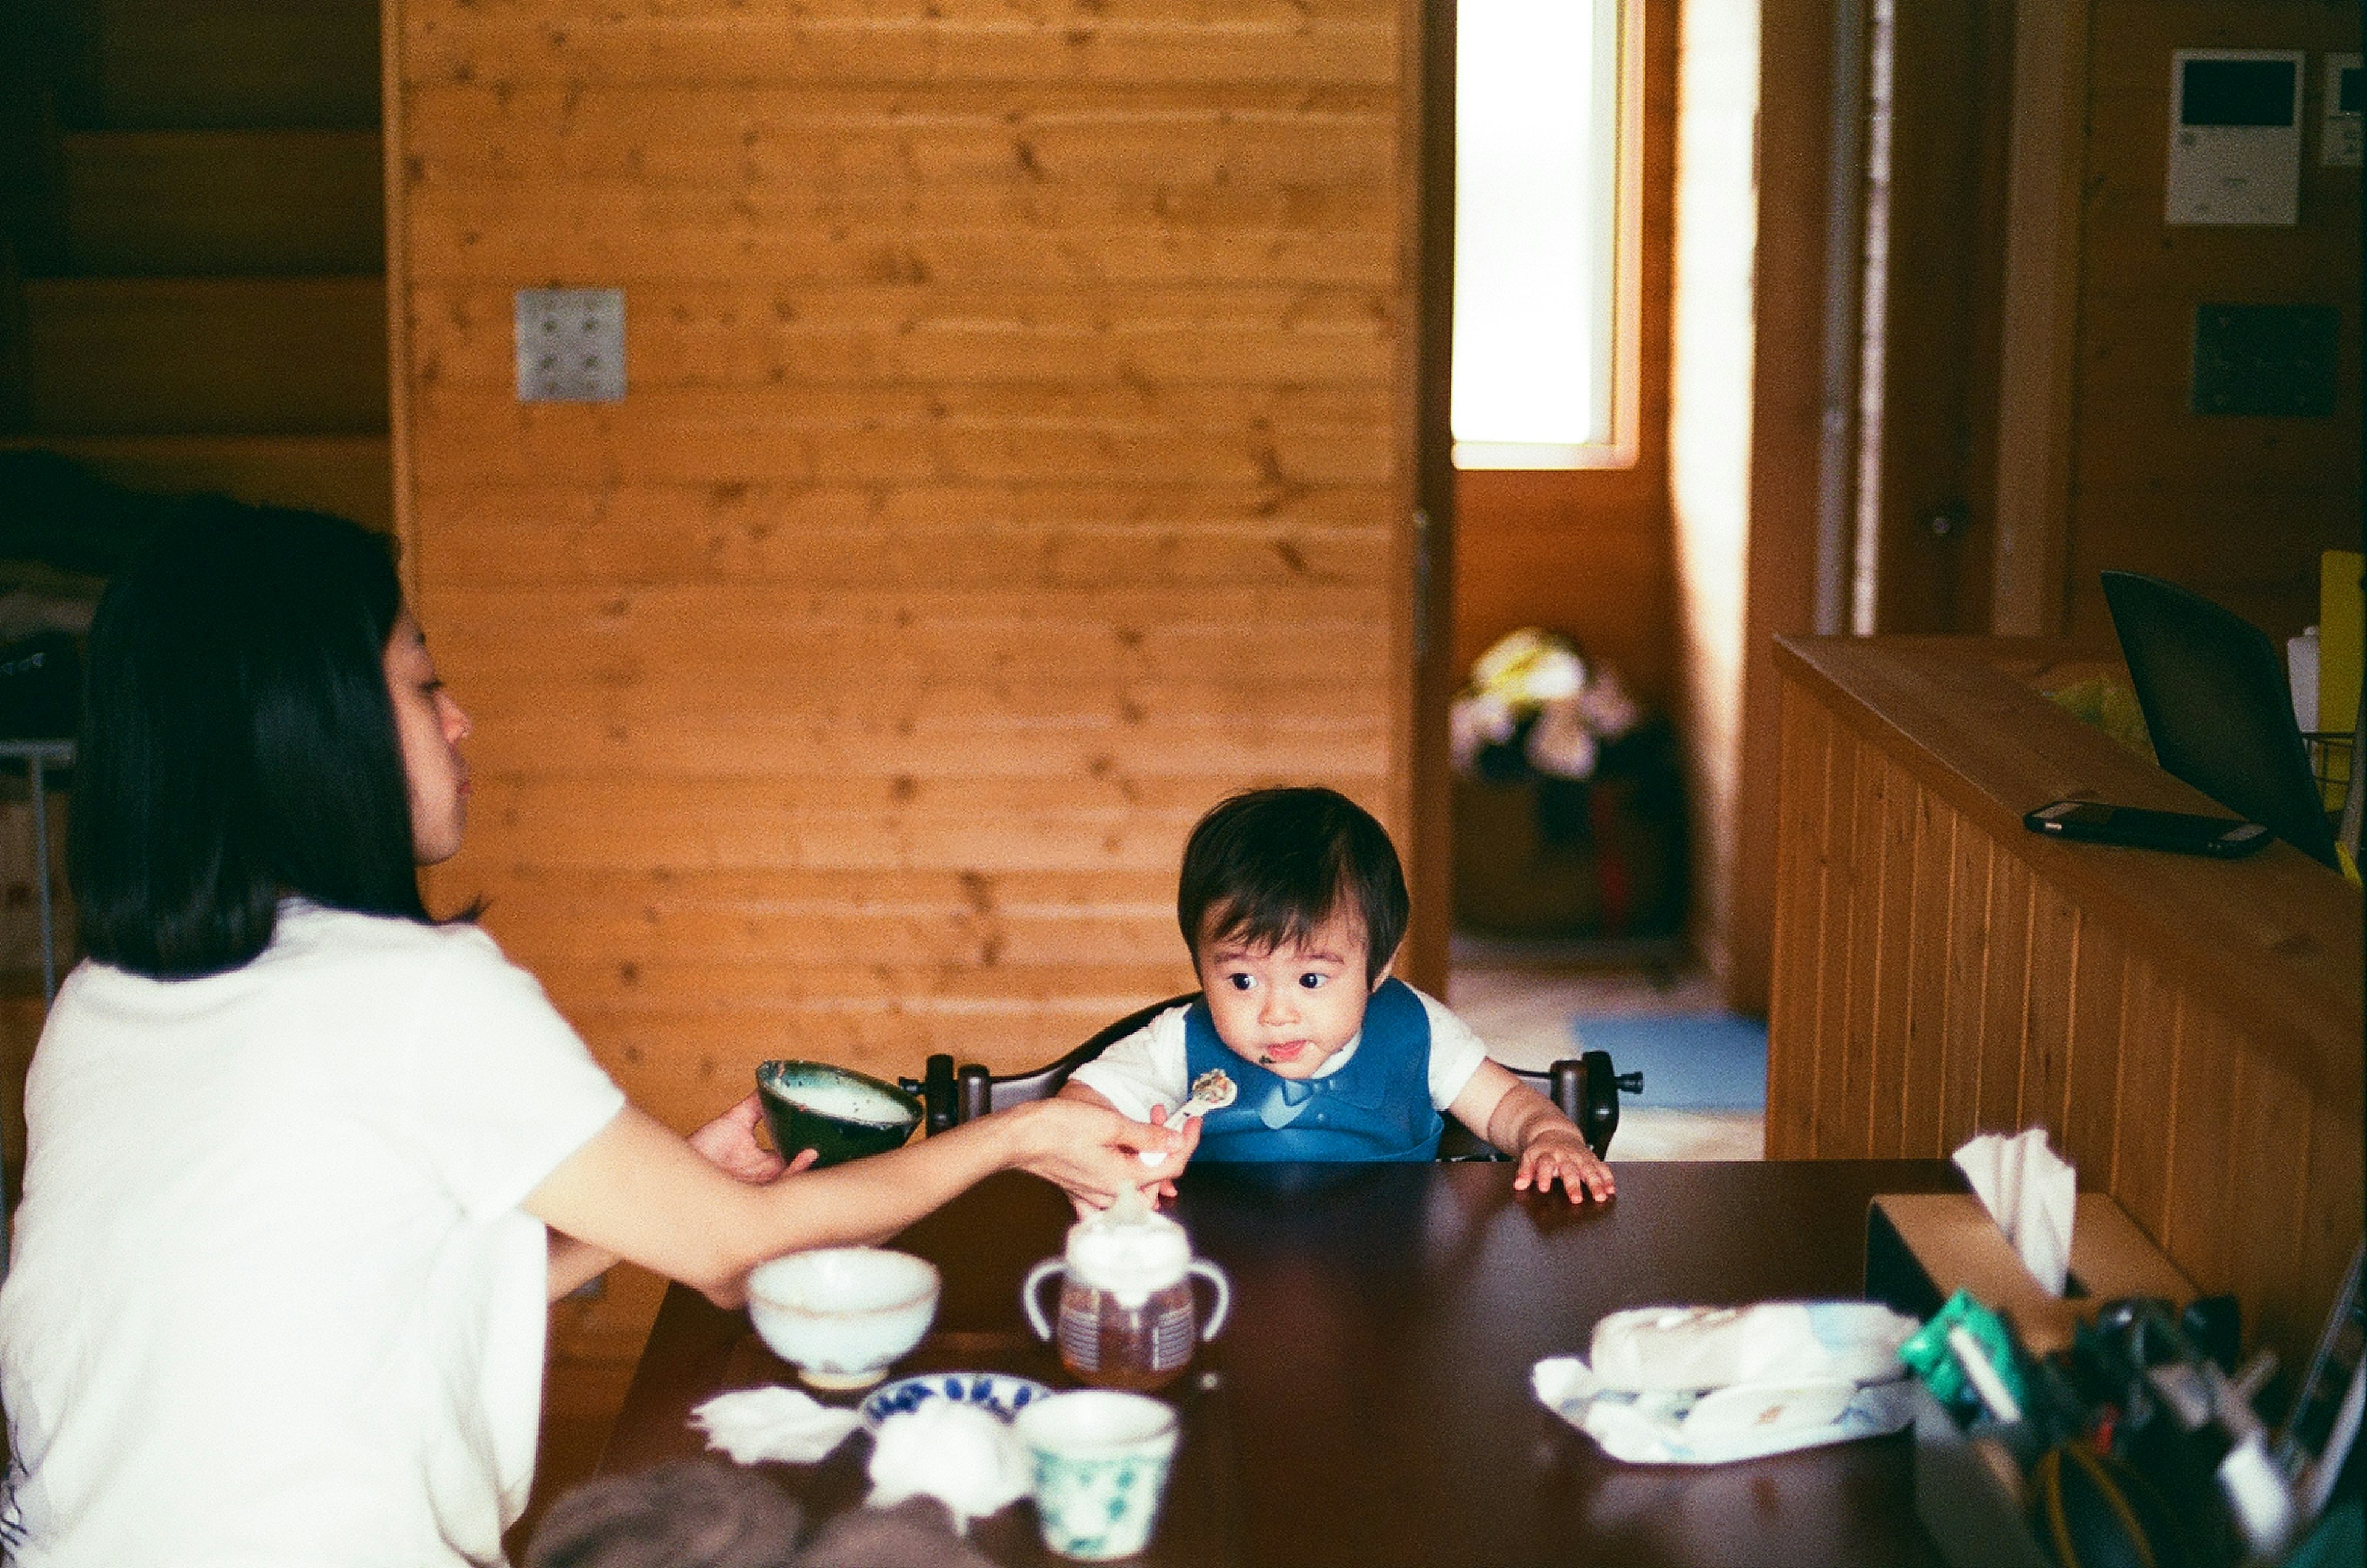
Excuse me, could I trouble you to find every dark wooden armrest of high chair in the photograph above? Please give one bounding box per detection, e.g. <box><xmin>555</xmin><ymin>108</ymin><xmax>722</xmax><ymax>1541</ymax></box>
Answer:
<box><xmin>903</xmin><ymin>997</ymin><xmax>1643</xmax><ymax>1159</ymax></box>
<box><xmin>1436</xmin><ymin>1051</ymin><xmax>1640</xmax><ymax>1161</ymax></box>
<box><xmin>901</xmin><ymin>995</ymin><xmax>1197</xmax><ymax>1135</ymax></box>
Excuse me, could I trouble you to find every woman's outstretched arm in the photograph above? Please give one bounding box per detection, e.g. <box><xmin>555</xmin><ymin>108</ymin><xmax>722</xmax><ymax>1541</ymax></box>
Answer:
<box><xmin>545</xmin><ymin>1092</ymin><xmax>819</xmax><ymax>1300</ymax></box>
<box><xmin>525</xmin><ymin>1098</ymin><xmax>1191</xmax><ymax>1308</ymax></box>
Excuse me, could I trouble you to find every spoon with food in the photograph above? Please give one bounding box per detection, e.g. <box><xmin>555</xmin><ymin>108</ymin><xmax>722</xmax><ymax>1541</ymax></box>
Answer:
<box><xmin>1139</xmin><ymin>1068</ymin><xmax>1237</xmax><ymax>1163</ymax></box>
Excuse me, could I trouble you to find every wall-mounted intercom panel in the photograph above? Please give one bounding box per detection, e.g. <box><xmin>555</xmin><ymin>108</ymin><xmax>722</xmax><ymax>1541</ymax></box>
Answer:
<box><xmin>2326</xmin><ymin>54</ymin><xmax>2363</xmax><ymax>168</ymax></box>
<box><xmin>2167</xmin><ymin>49</ymin><xmax>2305</xmax><ymax>225</ymax></box>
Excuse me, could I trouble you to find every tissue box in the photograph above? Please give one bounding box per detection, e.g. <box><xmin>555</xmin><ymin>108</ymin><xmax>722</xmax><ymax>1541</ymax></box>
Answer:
<box><xmin>1907</xmin><ymin>1382</ymin><xmax>2054</xmax><ymax>1568</ymax></box>
<box><xmin>1864</xmin><ymin>1192</ymin><xmax>2193</xmax><ymax>1357</ymax></box>
<box><xmin>1871</xmin><ymin>1194</ymin><xmax>2197</xmax><ymax>1568</ymax></box>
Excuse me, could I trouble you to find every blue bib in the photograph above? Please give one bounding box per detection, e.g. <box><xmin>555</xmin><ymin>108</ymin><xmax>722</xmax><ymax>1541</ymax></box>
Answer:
<box><xmin>1182</xmin><ymin>977</ymin><xmax>1443</xmax><ymax>1162</ymax></box>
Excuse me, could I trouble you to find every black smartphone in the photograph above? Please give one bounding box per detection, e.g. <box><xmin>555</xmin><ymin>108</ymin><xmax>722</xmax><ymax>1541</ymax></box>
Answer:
<box><xmin>2022</xmin><ymin>799</ymin><xmax>2271</xmax><ymax>857</ymax></box>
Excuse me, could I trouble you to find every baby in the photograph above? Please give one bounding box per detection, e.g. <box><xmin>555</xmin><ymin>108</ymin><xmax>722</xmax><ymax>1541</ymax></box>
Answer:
<box><xmin>1061</xmin><ymin>786</ymin><xmax>1614</xmax><ymax>1201</ymax></box>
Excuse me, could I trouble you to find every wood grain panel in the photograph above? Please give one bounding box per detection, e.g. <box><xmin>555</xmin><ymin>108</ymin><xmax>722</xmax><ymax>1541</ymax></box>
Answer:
<box><xmin>1815</xmin><ymin>726</ymin><xmax>1873</xmax><ymax>1158</ymax></box>
<box><xmin>403</xmin><ymin>201</ymin><xmax>1395</xmax><ymax>285</ymax></box>
<box><xmin>2061</xmin><ymin>923</ymin><xmax>2126</xmax><ymax>1185</ymax></box>
<box><xmin>2162</xmin><ymin>994</ymin><xmax>2238</xmax><ymax>1301</ymax></box>
<box><xmin>1977</xmin><ymin>847</ymin><xmax>2033</xmax><ymax>1134</ymax></box>
<box><xmin>2297</xmin><ymin>1093</ymin><xmax>2366</xmax><ymax>1382</ymax></box>
<box><xmin>1866</xmin><ymin>756</ymin><xmax>1920</xmax><ymax>1158</ymax></box>
<box><xmin>1767</xmin><ymin>683</ymin><xmax>1829</xmax><ymax>1160</ymax></box>
<box><xmin>2017</xmin><ymin>883</ymin><xmax>2077</xmax><ymax>1139</ymax></box>
<box><xmin>459</xmin><ymin>783</ymin><xmax>1304</xmax><ymax>873</ymax></box>
<box><xmin>407</xmin><ymin>282</ymin><xmax>1397</xmax><ymax>389</ymax></box>
<box><xmin>1937</xmin><ymin>822</ymin><xmax>1990</xmax><ymax>1151</ymax></box>
<box><xmin>458</xmin><ymin>672</ymin><xmax>1388</xmax><ymax>725</ymax></box>
<box><xmin>406</xmin><ymin>402</ymin><xmax>1391</xmax><ymax>488</ymax></box>
<box><xmin>2109</xmin><ymin>958</ymin><xmax>2178</xmax><ymax>1238</ymax></box>
<box><xmin>460</xmin><ymin>721</ymin><xmax>1389</xmax><ymax>786</ymax></box>
<box><xmin>411</xmin><ymin>483</ymin><xmax>1392</xmax><ymax>590</ymax></box>
<box><xmin>2224</xmin><ymin>1038</ymin><xmax>2316</xmax><ymax>1369</ymax></box>
<box><xmin>403</xmin><ymin>84</ymin><xmax>1395</xmax><ymax>186</ymax></box>
<box><xmin>400</xmin><ymin>9</ymin><xmax>1397</xmax><ymax>91</ymax></box>
<box><xmin>427</xmin><ymin>615</ymin><xmax>1388</xmax><ymax>688</ymax></box>
<box><xmin>1900</xmin><ymin>793</ymin><xmax>1953</xmax><ymax>1158</ymax></box>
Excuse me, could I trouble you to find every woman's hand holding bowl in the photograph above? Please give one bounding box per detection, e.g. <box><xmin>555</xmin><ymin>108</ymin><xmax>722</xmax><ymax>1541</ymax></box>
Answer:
<box><xmin>689</xmin><ymin>1092</ymin><xmax>812</xmax><ymax>1183</ymax></box>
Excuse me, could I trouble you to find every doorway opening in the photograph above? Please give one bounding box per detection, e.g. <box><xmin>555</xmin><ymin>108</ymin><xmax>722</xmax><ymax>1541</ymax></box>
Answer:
<box><xmin>1421</xmin><ymin>0</ymin><xmax>1759</xmax><ymax>1155</ymax></box>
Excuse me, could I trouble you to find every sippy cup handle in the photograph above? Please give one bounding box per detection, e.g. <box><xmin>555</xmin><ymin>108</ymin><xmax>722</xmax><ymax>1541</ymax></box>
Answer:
<box><xmin>1188</xmin><ymin>1259</ymin><xmax>1232</xmax><ymax>1340</ymax></box>
<box><xmin>1021</xmin><ymin>1258</ymin><xmax>1067</xmax><ymax>1342</ymax></box>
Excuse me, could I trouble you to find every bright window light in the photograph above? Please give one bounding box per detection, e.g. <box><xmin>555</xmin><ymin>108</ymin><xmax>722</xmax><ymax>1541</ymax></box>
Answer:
<box><xmin>1452</xmin><ymin>0</ymin><xmax>1631</xmax><ymax>469</ymax></box>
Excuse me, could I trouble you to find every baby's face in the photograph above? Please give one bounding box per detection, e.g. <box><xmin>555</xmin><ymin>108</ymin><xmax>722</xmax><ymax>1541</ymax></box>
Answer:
<box><xmin>1192</xmin><ymin>907</ymin><xmax>1379</xmax><ymax>1080</ymax></box>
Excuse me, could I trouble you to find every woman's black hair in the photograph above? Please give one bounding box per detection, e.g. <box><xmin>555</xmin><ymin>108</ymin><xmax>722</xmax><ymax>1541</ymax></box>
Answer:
<box><xmin>70</xmin><ymin>497</ymin><xmax>434</xmax><ymax>978</ymax></box>
<box><xmin>1176</xmin><ymin>786</ymin><xmax>1410</xmax><ymax>983</ymax></box>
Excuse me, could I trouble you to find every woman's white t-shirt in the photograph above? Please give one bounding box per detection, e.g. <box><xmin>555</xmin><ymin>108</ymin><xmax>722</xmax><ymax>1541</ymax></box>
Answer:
<box><xmin>0</xmin><ymin>902</ymin><xmax>627</xmax><ymax>1567</ymax></box>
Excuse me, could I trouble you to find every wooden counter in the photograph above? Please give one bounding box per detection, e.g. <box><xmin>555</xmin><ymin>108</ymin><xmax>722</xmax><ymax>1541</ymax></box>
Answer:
<box><xmin>1768</xmin><ymin>635</ymin><xmax>2361</xmax><ymax>1379</ymax></box>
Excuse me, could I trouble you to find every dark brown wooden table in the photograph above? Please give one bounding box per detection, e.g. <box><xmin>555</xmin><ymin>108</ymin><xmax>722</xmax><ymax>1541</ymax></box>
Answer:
<box><xmin>598</xmin><ymin>1160</ymin><xmax>1970</xmax><ymax>1567</ymax></box>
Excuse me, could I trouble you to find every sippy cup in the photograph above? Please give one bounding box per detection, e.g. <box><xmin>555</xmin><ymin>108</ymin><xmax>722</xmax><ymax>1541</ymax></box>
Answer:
<box><xmin>1023</xmin><ymin>1187</ymin><xmax>1230</xmax><ymax>1392</ymax></box>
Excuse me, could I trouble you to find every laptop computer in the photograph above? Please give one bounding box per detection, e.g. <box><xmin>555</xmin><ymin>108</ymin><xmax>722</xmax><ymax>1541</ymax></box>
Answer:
<box><xmin>2100</xmin><ymin>570</ymin><xmax>2340</xmax><ymax>869</ymax></box>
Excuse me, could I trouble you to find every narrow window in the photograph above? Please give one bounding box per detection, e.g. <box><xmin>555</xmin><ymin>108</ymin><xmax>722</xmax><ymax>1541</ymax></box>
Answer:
<box><xmin>1452</xmin><ymin>0</ymin><xmax>1641</xmax><ymax>470</ymax></box>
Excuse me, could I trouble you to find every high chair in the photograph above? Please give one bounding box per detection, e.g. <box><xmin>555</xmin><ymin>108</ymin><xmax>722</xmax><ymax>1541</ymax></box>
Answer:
<box><xmin>898</xmin><ymin>993</ymin><xmax>1640</xmax><ymax>1158</ymax></box>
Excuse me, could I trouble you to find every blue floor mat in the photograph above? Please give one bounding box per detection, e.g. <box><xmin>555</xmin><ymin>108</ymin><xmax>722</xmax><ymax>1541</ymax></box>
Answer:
<box><xmin>1570</xmin><ymin>1013</ymin><xmax>1768</xmax><ymax>1111</ymax></box>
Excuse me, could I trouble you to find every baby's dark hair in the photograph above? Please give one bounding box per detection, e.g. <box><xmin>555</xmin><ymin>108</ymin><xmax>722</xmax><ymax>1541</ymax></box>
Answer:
<box><xmin>1176</xmin><ymin>786</ymin><xmax>1410</xmax><ymax>983</ymax></box>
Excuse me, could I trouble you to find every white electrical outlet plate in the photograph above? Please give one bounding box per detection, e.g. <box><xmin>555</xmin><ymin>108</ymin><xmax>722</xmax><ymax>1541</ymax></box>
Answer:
<box><xmin>2167</xmin><ymin>50</ymin><xmax>2304</xmax><ymax>226</ymax></box>
<box><xmin>2326</xmin><ymin>54</ymin><xmax>2362</xmax><ymax>168</ymax></box>
<box><xmin>515</xmin><ymin>288</ymin><xmax>626</xmax><ymax>402</ymax></box>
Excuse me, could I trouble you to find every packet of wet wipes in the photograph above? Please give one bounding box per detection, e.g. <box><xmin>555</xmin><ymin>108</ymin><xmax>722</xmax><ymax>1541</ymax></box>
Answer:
<box><xmin>1587</xmin><ymin>1302</ymin><xmax>1920</xmax><ymax>1390</ymax></box>
<box><xmin>1532</xmin><ymin>1360</ymin><xmax>1921</xmax><ymax>1464</ymax></box>
<box><xmin>1532</xmin><ymin>1301</ymin><xmax>1923</xmax><ymax>1465</ymax></box>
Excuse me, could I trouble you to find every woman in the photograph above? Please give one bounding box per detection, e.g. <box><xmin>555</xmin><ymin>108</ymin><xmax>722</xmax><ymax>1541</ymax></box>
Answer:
<box><xmin>0</xmin><ymin>501</ymin><xmax>1187</xmax><ymax>1566</ymax></box>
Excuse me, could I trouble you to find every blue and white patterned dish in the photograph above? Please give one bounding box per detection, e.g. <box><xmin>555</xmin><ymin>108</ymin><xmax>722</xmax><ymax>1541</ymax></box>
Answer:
<box><xmin>860</xmin><ymin>1371</ymin><xmax>1052</xmax><ymax>1431</ymax></box>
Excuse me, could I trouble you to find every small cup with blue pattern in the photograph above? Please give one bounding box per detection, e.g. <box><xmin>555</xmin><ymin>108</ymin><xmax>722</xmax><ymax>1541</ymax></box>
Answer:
<box><xmin>1012</xmin><ymin>1390</ymin><xmax>1180</xmax><ymax>1561</ymax></box>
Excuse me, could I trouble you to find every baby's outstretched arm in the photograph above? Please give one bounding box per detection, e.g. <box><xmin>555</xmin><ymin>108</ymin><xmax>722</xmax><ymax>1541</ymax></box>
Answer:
<box><xmin>1447</xmin><ymin>1060</ymin><xmax>1615</xmax><ymax>1203</ymax></box>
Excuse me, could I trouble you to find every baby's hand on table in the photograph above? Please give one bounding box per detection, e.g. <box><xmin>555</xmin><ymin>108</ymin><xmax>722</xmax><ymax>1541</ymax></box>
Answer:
<box><xmin>1515</xmin><ymin>1125</ymin><xmax>1615</xmax><ymax>1203</ymax></box>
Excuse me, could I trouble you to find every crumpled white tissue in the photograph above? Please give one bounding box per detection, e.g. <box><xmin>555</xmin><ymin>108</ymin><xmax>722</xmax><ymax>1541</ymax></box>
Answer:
<box><xmin>865</xmin><ymin>1399</ymin><xmax>1031</xmax><ymax>1532</ymax></box>
<box><xmin>1532</xmin><ymin>1301</ymin><xmax>1922</xmax><ymax>1465</ymax></box>
<box><xmin>689</xmin><ymin>1386</ymin><xmax>862</xmax><ymax>1466</ymax></box>
<box><xmin>1953</xmin><ymin>1128</ymin><xmax>2076</xmax><ymax>1297</ymax></box>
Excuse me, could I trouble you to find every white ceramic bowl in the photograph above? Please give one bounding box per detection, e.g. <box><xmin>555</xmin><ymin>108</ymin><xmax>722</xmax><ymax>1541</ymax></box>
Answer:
<box><xmin>746</xmin><ymin>1247</ymin><xmax>941</xmax><ymax>1390</ymax></box>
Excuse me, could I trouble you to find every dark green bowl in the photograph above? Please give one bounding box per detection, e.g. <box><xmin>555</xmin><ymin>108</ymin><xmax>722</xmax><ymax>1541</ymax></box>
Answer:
<box><xmin>756</xmin><ymin>1060</ymin><xmax>925</xmax><ymax>1168</ymax></box>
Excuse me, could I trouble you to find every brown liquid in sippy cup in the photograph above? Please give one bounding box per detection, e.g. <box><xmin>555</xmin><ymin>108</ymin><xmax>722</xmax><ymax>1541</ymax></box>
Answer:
<box><xmin>1024</xmin><ymin>1185</ymin><xmax>1230</xmax><ymax>1392</ymax></box>
<box><xmin>1053</xmin><ymin>1276</ymin><xmax>1200</xmax><ymax>1391</ymax></box>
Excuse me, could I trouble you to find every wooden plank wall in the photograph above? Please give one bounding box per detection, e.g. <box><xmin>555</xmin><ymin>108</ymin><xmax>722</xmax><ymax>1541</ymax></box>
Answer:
<box><xmin>386</xmin><ymin>2</ymin><xmax>1412</xmax><ymax>1127</ymax></box>
<box><xmin>2059</xmin><ymin>0</ymin><xmax>2360</xmax><ymax>645</ymax></box>
<box><xmin>1769</xmin><ymin>673</ymin><xmax>2363</xmax><ymax>1378</ymax></box>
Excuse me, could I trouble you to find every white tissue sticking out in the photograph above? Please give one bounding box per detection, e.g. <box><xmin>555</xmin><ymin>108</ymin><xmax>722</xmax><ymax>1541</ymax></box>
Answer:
<box><xmin>690</xmin><ymin>1386</ymin><xmax>864</xmax><ymax>1466</ymax></box>
<box><xmin>865</xmin><ymin>1399</ymin><xmax>1030</xmax><ymax>1532</ymax></box>
<box><xmin>1952</xmin><ymin>1129</ymin><xmax>2077</xmax><ymax>1297</ymax></box>
<box><xmin>1533</xmin><ymin>1301</ymin><xmax>1923</xmax><ymax>1466</ymax></box>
